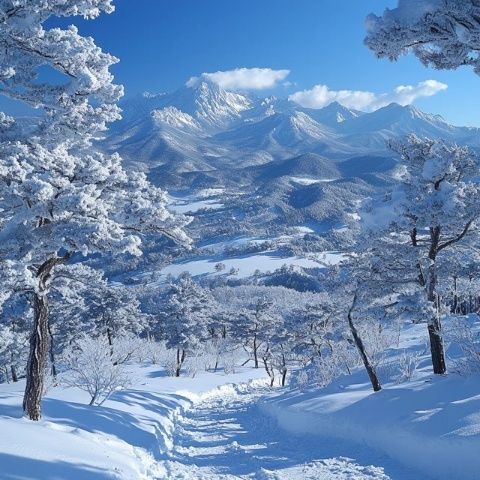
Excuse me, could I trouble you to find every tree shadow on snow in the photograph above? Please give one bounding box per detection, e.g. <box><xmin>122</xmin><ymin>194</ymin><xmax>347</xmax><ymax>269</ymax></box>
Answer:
<box><xmin>0</xmin><ymin>453</ymin><xmax>115</xmax><ymax>480</ymax></box>
<box><xmin>42</xmin><ymin>390</ymin><xmax>188</xmax><ymax>458</ymax></box>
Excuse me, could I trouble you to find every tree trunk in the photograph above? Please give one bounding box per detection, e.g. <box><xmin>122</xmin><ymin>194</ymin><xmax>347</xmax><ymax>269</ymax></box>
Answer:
<box><xmin>23</xmin><ymin>292</ymin><xmax>50</xmax><ymax>421</ymax></box>
<box><xmin>107</xmin><ymin>327</ymin><xmax>113</xmax><ymax>347</ymax></box>
<box><xmin>263</xmin><ymin>357</ymin><xmax>275</xmax><ymax>387</ymax></box>
<box><xmin>348</xmin><ymin>295</ymin><xmax>381</xmax><ymax>392</ymax></box>
<box><xmin>428</xmin><ymin>320</ymin><xmax>446</xmax><ymax>375</ymax></box>
<box><xmin>452</xmin><ymin>275</ymin><xmax>458</xmax><ymax>314</ymax></box>
<box><xmin>426</xmin><ymin>239</ymin><xmax>447</xmax><ymax>375</ymax></box>
<box><xmin>47</xmin><ymin>322</ymin><xmax>57</xmax><ymax>380</ymax></box>
<box><xmin>253</xmin><ymin>334</ymin><xmax>259</xmax><ymax>368</ymax></box>
<box><xmin>175</xmin><ymin>349</ymin><xmax>186</xmax><ymax>377</ymax></box>
<box><xmin>23</xmin><ymin>254</ymin><xmax>70</xmax><ymax>421</ymax></box>
<box><xmin>10</xmin><ymin>364</ymin><xmax>18</xmax><ymax>383</ymax></box>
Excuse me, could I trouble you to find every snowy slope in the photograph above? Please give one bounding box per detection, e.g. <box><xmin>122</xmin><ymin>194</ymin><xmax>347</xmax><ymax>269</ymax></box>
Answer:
<box><xmin>263</xmin><ymin>322</ymin><xmax>480</xmax><ymax>480</ymax></box>
<box><xmin>0</xmin><ymin>364</ymin><xmax>433</xmax><ymax>480</ymax></box>
<box><xmin>0</xmin><ymin>366</ymin><xmax>266</xmax><ymax>479</ymax></box>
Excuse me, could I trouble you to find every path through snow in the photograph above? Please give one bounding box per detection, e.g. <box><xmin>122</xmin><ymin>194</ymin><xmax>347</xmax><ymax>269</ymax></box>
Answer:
<box><xmin>157</xmin><ymin>382</ymin><xmax>421</xmax><ymax>480</ymax></box>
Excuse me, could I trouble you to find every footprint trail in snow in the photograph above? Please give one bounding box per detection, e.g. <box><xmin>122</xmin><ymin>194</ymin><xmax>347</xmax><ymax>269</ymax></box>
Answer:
<box><xmin>158</xmin><ymin>383</ymin><xmax>419</xmax><ymax>480</ymax></box>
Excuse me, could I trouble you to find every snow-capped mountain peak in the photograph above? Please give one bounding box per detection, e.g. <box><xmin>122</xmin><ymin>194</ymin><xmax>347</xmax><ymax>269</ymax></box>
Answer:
<box><xmin>151</xmin><ymin>107</ymin><xmax>201</xmax><ymax>131</ymax></box>
<box><xmin>171</xmin><ymin>79</ymin><xmax>253</xmax><ymax>129</ymax></box>
<box><xmin>305</xmin><ymin>101</ymin><xmax>363</xmax><ymax>127</ymax></box>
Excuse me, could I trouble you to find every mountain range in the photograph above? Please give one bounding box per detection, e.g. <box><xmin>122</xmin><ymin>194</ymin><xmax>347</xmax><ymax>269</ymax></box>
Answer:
<box><xmin>97</xmin><ymin>79</ymin><xmax>480</xmax><ymax>283</ymax></box>
<box><xmin>105</xmin><ymin>78</ymin><xmax>480</xmax><ymax>190</ymax></box>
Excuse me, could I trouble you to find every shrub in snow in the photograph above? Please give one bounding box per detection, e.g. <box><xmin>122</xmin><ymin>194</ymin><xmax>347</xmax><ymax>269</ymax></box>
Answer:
<box><xmin>313</xmin><ymin>355</ymin><xmax>341</xmax><ymax>388</ymax></box>
<box><xmin>185</xmin><ymin>354</ymin><xmax>202</xmax><ymax>378</ymax></box>
<box><xmin>62</xmin><ymin>336</ymin><xmax>131</xmax><ymax>406</ymax></box>
<box><xmin>110</xmin><ymin>333</ymin><xmax>145</xmax><ymax>365</ymax></box>
<box><xmin>395</xmin><ymin>349</ymin><xmax>423</xmax><ymax>383</ymax></box>
<box><xmin>448</xmin><ymin>318</ymin><xmax>480</xmax><ymax>375</ymax></box>
<box><xmin>222</xmin><ymin>345</ymin><xmax>242</xmax><ymax>375</ymax></box>
<box><xmin>293</xmin><ymin>369</ymin><xmax>310</xmax><ymax>390</ymax></box>
<box><xmin>197</xmin><ymin>338</ymin><xmax>240</xmax><ymax>374</ymax></box>
<box><xmin>142</xmin><ymin>339</ymin><xmax>171</xmax><ymax>365</ymax></box>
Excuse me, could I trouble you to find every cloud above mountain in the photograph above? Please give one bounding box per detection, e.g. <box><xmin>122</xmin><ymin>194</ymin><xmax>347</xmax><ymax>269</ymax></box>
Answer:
<box><xmin>289</xmin><ymin>80</ymin><xmax>448</xmax><ymax>112</ymax></box>
<box><xmin>187</xmin><ymin>68</ymin><xmax>291</xmax><ymax>91</ymax></box>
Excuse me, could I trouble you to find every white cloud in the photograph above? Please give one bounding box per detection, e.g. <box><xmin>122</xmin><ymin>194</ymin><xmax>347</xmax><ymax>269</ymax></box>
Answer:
<box><xmin>187</xmin><ymin>68</ymin><xmax>291</xmax><ymax>91</ymax></box>
<box><xmin>289</xmin><ymin>80</ymin><xmax>448</xmax><ymax>112</ymax></box>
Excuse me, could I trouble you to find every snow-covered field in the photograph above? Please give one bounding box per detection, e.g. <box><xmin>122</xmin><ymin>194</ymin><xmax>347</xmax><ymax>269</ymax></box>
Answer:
<box><xmin>2</xmin><ymin>322</ymin><xmax>478</xmax><ymax>480</ymax></box>
<box><xmin>0</xmin><ymin>366</ymin><xmax>266</xmax><ymax>479</ymax></box>
<box><xmin>0</xmin><ymin>364</ymin><xmax>417</xmax><ymax>480</ymax></box>
<box><xmin>168</xmin><ymin>196</ymin><xmax>225</xmax><ymax>215</ymax></box>
<box><xmin>159</xmin><ymin>253</ymin><xmax>334</xmax><ymax>279</ymax></box>
<box><xmin>264</xmin><ymin>322</ymin><xmax>480</xmax><ymax>480</ymax></box>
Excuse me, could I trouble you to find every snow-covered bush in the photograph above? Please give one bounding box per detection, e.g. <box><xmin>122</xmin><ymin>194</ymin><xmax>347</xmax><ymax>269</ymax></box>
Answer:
<box><xmin>313</xmin><ymin>355</ymin><xmax>341</xmax><ymax>388</ymax></box>
<box><xmin>448</xmin><ymin>318</ymin><xmax>480</xmax><ymax>375</ymax></box>
<box><xmin>395</xmin><ymin>350</ymin><xmax>423</xmax><ymax>383</ymax></box>
<box><xmin>142</xmin><ymin>339</ymin><xmax>171</xmax><ymax>365</ymax></box>
<box><xmin>62</xmin><ymin>336</ymin><xmax>132</xmax><ymax>406</ymax></box>
<box><xmin>185</xmin><ymin>353</ymin><xmax>202</xmax><ymax>378</ymax></box>
<box><xmin>111</xmin><ymin>334</ymin><xmax>145</xmax><ymax>365</ymax></box>
<box><xmin>197</xmin><ymin>338</ymin><xmax>240</xmax><ymax>374</ymax></box>
<box><xmin>359</xmin><ymin>320</ymin><xmax>401</xmax><ymax>371</ymax></box>
<box><xmin>293</xmin><ymin>369</ymin><xmax>310</xmax><ymax>390</ymax></box>
<box><xmin>222</xmin><ymin>344</ymin><xmax>242</xmax><ymax>375</ymax></box>
<box><xmin>162</xmin><ymin>356</ymin><xmax>179</xmax><ymax>377</ymax></box>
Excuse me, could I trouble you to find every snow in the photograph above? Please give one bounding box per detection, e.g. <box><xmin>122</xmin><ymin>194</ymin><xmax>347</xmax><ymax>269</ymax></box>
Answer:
<box><xmin>0</xmin><ymin>365</ymin><xmax>266</xmax><ymax>480</ymax></box>
<box><xmin>262</xmin><ymin>322</ymin><xmax>480</xmax><ymax>480</ymax></box>
<box><xmin>168</xmin><ymin>196</ymin><xmax>224</xmax><ymax>214</ymax></box>
<box><xmin>151</xmin><ymin>107</ymin><xmax>201</xmax><ymax>131</ymax></box>
<box><xmin>290</xmin><ymin>176</ymin><xmax>337</xmax><ymax>185</ymax></box>
<box><xmin>158</xmin><ymin>381</ymin><xmax>410</xmax><ymax>480</ymax></box>
<box><xmin>150</xmin><ymin>251</ymin><xmax>341</xmax><ymax>281</ymax></box>
<box><xmin>2</xmin><ymin>322</ymin><xmax>480</xmax><ymax>479</ymax></box>
<box><xmin>0</xmin><ymin>363</ymin><xmax>420</xmax><ymax>480</ymax></box>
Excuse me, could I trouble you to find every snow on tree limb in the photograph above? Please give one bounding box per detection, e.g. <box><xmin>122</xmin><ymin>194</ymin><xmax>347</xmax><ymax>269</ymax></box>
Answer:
<box><xmin>365</xmin><ymin>1</ymin><xmax>480</xmax><ymax>75</ymax></box>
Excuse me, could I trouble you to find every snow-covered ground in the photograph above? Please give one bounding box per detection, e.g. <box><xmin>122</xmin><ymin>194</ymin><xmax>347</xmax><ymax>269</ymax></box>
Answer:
<box><xmin>168</xmin><ymin>195</ymin><xmax>225</xmax><ymax>215</ymax></box>
<box><xmin>0</xmin><ymin>364</ymin><xmax>422</xmax><ymax>480</ymax></box>
<box><xmin>0</xmin><ymin>366</ymin><xmax>265</xmax><ymax>479</ymax></box>
<box><xmin>2</xmin><ymin>322</ymin><xmax>479</xmax><ymax>480</ymax></box>
<box><xmin>263</xmin><ymin>322</ymin><xmax>480</xmax><ymax>480</ymax></box>
<box><xmin>159</xmin><ymin>252</ymin><xmax>337</xmax><ymax>279</ymax></box>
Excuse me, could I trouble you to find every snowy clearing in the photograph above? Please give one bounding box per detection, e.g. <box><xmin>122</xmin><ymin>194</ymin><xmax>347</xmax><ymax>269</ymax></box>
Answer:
<box><xmin>0</xmin><ymin>365</ymin><xmax>424</xmax><ymax>480</ymax></box>
<box><xmin>141</xmin><ymin>251</ymin><xmax>342</xmax><ymax>283</ymax></box>
<box><xmin>168</xmin><ymin>197</ymin><xmax>225</xmax><ymax>215</ymax></box>
<box><xmin>264</xmin><ymin>322</ymin><xmax>480</xmax><ymax>480</ymax></box>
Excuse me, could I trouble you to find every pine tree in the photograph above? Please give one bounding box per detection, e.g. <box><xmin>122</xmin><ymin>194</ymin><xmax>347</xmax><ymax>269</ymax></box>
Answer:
<box><xmin>0</xmin><ymin>1</ymin><xmax>189</xmax><ymax>420</ymax></box>
<box><xmin>161</xmin><ymin>274</ymin><xmax>215</xmax><ymax>376</ymax></box>
<box><xmin>365</xmin><ymin>136</ymin><xmax>480</xmax><ymax>374</ymax></box>
<box><xmin>366</xmin><ymin>1</ymin><xmax>480</xmax><ymax>76</ymax></box>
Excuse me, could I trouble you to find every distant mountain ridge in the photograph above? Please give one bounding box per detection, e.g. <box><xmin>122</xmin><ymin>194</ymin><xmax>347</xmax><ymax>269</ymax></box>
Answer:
<box><xmin>105</xmin><ymin>79</ymin><xmax>480</xmax><ymax>188</ymax></box>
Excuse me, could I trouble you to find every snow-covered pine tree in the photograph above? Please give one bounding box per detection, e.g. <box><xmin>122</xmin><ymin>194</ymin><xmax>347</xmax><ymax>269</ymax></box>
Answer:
<box><xmin>161</xmin><ymin>274</ymin><xmax>215</xmax><ymax>377</ymax></box>
<box><xmin>212</xmin><ymin>285</ymin><xmax>281</xmax><ymax>369</ymax></box>
<box><xmin>365</xmin><ymin>136</ymin><xmax>480</xmax><ymax>374</ymax></box>
<box><xmin>365</xmin><ymin>0</ymin><xmax>480</xmax><ymax>75</ymax></box>
<box><xmin>0</xmin><ymin>1</ymin><xmax>189</xmax><ymax>420</ymax></box>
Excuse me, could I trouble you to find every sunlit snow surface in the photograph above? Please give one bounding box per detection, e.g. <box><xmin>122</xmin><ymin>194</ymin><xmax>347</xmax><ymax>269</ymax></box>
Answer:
<box><xmin>2</xmin><ymin>324</ymin><xmax>479</xmax><ymax>479</ymax></box>
<box><xmin>0</xmin><ymin>366</ymin><xmax>412</xmax><ymax>479</ymax></box>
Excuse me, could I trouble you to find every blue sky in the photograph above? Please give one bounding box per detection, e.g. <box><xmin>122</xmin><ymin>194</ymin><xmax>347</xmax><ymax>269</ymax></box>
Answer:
<box><xmin>4</xmin><ymin>0</ymin><xmax>480</xmax><ymax>126</ymax></box>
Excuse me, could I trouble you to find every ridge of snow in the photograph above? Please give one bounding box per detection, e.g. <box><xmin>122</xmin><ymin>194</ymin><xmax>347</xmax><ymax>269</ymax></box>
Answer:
<box><xmin>151</xmin><ymin>106</ymin><xmax>201</xmax><ymax>131</ymax></box>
